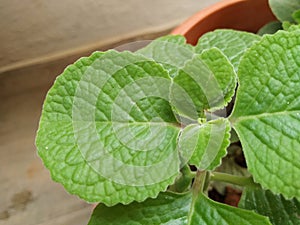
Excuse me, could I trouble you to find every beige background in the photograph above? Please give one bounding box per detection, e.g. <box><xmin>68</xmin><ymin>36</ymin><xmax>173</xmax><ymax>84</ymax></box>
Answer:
<box><xmin>0</xmin><ymin>0</ymin><xmax>221</xmax><ymax>72</ymax></box>
<box><xmin>0</xmin><ymin>1</ymin><xmax>221</xmax><ymax>224</ymax></box>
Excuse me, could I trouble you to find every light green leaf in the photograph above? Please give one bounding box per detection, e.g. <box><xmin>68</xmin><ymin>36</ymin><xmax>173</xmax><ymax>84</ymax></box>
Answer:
<box><xmin>171</xmin><ymin>48</ymin><xmax>236</xmax><ymax>120</ymax></box>
<box><xmin>36</xmin><ymin>50</ymin><xmax>182</xmax><ymax>205</ymax></box>
<box><xmin>88</xmin><ymin>191</ymin><xmax>271</xmax><ymax>225</ymax></box>
<box><xmin>179</xmin><ymin>118</ymin><xmax>231</xmax><ymax>171</ymax></box>
<box><xmin>239</xmin><ymin>186</ymin><xmax>300</xmax><ymax>225</ymax></box>
<box><xmin>269</xmin><ymin>0</ymin><xmax>300</xmax><ymax>22</ymax></box>
<box><xmin>287</xmin><ymin>24</ymin><xmax>300</xmax><ymax>34</ymax></box>
<box><xmin>257</xmin><ymin>21</ymin><xmax>283</xmax><ymax>36</ymax></box>
<box><xmin>195</xmin><ymin>29</ymin><xmax>261</xmax><ymax>71</ymax></box>
<box><xmin>230</xmin><ymin>30</ymin><xmax>300</xmax><ymax>200</ymax></box>
<box><xmin>136</xmin><ymin>35</ymin><xmax>194</xmax><ymax>77</ymax></box>
<box><xmin>88</xmin><ymin>192</ymin><xmax>192</xmax><ymax>225</ymax></box>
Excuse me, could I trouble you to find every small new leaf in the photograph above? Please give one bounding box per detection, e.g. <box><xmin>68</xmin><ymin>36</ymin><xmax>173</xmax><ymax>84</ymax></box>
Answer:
<box><xmin>171</xmin><ymin>48</ymin><xmax>236</xmax><ymax>120</ymax></box>
<box><xmin>179</xmin><ymin>118</ymin><xmax>231</xmax><ymax>171</ymax></box>
<box><xmin>195</xmin><ymin>29</ymin><xmax>261</xmax><ymax>71</ymax></box>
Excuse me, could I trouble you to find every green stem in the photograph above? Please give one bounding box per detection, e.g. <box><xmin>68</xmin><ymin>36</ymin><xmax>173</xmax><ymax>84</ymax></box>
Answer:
<box><xmin>211</xmin><ymin>172</ymin><xmax>256</xmax><ymax>187</ymax></box>
<box><xmin>168</xmin><ymin>165</ymin><xmax>195</xmax><ymax>192</ymax></box>
<box><xmin>192</xmin><ymin>170</ymin><xmax>207</xmax><ymax>196</ymax></box>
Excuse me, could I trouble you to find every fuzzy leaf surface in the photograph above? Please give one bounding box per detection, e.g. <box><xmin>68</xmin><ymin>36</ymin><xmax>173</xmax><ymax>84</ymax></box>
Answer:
<box><xmin>239</xmin><ymin>186</ymin><xmax>300</xmax><ymax>225</ymax></box>
<box><xmin>195</xmin><ymin>29</ymin><xmax>260</xmax><ymax>71</ymax></box>
<box><xmin>230</xmin><ymin>30</ymin><xmax>300</xmax><ymax>200</ymax></box>
<box><xmin>36</xmin><ymin>50</ymin><xmax>182</xmax><ymax>205</ymax></box>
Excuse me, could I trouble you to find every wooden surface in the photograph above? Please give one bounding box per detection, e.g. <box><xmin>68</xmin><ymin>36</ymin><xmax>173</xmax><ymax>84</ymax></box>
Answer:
<box><xmin>0</xmin><ymin>59</ymin><xmax>92</xmax><ymax>225</ymax></box>
<box><xmin>0</xmin><ymin>30</ymin><xmax>170</xmax><ymax>225</ymax></box>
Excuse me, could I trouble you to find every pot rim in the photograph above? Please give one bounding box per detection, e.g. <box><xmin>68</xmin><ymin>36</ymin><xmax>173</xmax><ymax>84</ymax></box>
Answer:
<box><xmin>171</xmin><ymin>0</ymin><xmax>276</xmax><ymax>45</ymax></box>
<box><xmin>171</xmin><ymin>0</ymin><xmax>246</xmax><ymax>36</ymax></box>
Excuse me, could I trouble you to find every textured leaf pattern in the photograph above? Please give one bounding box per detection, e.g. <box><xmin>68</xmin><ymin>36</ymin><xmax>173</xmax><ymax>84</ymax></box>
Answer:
<box><xmin>195</xmin><ymin>29</ymin><xmax>260</xmax><ymax>71</ymax></box>
<box><xmin>239</xmin><ymin>186</ymin><xmax>300</xmax><ymax>225</ymax></box>
<box><xmin>88</xmin><ymin>192</ymin><xmax>192</xmax><ymax>225</ymax></box>
<box><xmin>136</xmin><ymin>35</ymin><xmax>194</xmax><ymax>77</ymax></box>
<box><xmin>189</xmin><ymin>193</ymin><xmax>271</xmax><ymax>225</ymax></box>
<box><xmin>230</xmin><ymin>30</ymin><xmax>300</xmax><ymax>200</ymax></box>
<box><xmin>36</xmin><ymin>50</ymin><xmax>182</xmax><ymax>205</ymax></box>
<box><xmin>88</xmin><ymin>191</ymin><xmax>271</xmax><ymax>225</ymax></box>
<box><xmin>179</xmin><ymin>118</ymin><xmax>231</xmax><ymax>171</ymax></box>
<box><xmin>172</xmin><ymin>48</ymin><xmax>236</xmax><ymax>119</ymax></box>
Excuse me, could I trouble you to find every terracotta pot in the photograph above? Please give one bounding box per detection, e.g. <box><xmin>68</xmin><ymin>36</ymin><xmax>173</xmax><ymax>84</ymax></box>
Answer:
<box><xmin>171</xmin><ymin>0</ymin><xmax>276</xmax><ymax>45</ymax></box>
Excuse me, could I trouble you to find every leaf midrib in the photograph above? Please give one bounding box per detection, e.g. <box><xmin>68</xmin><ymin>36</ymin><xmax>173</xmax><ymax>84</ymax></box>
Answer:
<box><xmin>41</xmin><ymin>119</ymin><xmax>180</xmax><ymax>127</ymax></box>
<box><xmin>230</xmin><ymin>110</ymin><xmax>300</xmax><ymax>124</ymax></box>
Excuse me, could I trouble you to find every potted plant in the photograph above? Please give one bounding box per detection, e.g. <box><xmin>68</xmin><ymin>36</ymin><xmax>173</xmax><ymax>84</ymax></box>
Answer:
<box><xmin>36</xmin><ymin>0</ymin><xmax>300</xmax><ymax>224</ymax></box>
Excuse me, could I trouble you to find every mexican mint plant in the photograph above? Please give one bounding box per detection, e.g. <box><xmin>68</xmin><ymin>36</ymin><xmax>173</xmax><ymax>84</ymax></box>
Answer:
<box><xmin>36</xmin><ymin>0</ymin><xmax>300</xmax><ymax>224</ymax></box>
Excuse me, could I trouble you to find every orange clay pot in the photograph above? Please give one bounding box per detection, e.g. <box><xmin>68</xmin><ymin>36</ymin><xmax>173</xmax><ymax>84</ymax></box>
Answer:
<box><xmin>171</xmin><ymin>0</ymin><xmax>277</xmax><ymax>45</ymax></box>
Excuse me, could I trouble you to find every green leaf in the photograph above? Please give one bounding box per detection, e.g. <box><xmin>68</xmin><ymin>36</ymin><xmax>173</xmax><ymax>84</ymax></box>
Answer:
<box><xmin>293</xmin><ymin>9</ymin><xmax>300</xmax><ymax>24</ymax></box>
<box><xmin>179</xmin><ymin>118</ymin><xmax>231</xmax><ymax>171</ymax></box>
<box><xmin>285</xmin><ymin>23</ymin><xmax>300</xmax><ymax>32</ymax></box>
<box><xmin>257</xmin><ymin>21</ymin><xmax>283</xmax><ymax>36</ymax></box>
<box><xmin>269</xmin><ymin>0</ymin><xmax>300</xmax><ymax>22</ymax></box>
<box><xmin>88</xmin><ymin>192</ymin><xmax>192</xmax><ymax>225</ymax></box>
<box><xmin>136</xmin><ymin>35</ymin><xmax>194</xmax><ymax>77</ymax></box>
<box><xmin>36</xmin><ymin>50</ymin><xmax>182</xmax><ymax>205</ymax></box>
<box><xmin>171</xmin><ymin>48</ymin><xmax>236</xmax><ymax>120</ymax></box>
<box><xmin>195</xmin><ymin>29</ymin><xmax>261</xmax><ymax>71</ymax></box>
<box><xmin>239</xmin><ymin>186</ymin><xmax>300</xmax><ymax>225</ymax></box>
<box><xmin>230</xmin><ymin>30</ymin><xmax>300</xmax><ymax>200</ymax></box>
<box><xmin>88</xmin><ymin>191</ymin><xmax>271</xmax><ymax>225</ymax></box>
<box><xmin>189</xmin><ymin>193</ymin><xmax>271</xmax><ymax>225</ymax></box>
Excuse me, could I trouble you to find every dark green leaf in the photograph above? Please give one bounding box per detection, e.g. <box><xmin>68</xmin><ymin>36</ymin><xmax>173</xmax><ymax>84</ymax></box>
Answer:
<box><xmin>257</xmin><ymin>21</ymin><xmax>283</xmax><ymax>35</ymax></box>
<box><xmin>88</xmin><ymin>191</ymin><xmax>271</xmax><ymax>225</ymax></box>
<box><xmin>239</xmin><ymin>186</ymin><xmax>300</xmax><ymax>225</ymax></box>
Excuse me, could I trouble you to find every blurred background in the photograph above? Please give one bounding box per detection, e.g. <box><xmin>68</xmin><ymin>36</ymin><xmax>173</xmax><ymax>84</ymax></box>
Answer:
<box><xmin>0</xmin><ymin>0</ymin><xmax>220</xmax><ymax>224</ymax></box>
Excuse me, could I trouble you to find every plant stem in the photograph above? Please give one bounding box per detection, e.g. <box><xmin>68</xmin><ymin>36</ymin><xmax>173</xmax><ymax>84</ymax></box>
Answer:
<box><xmin>210</xmin><ymin>172</ymin><xmax>256</xmax><ymax>187</ymax></box>
<box><xmin>192</xmin><ymin>170</ymin><xmax>207</xmax><ymax>196</ymax></box>
<box><xmin>168</xmin><ymin>165</ymin><xmax>195</xmax><ymax>192</ymax></box>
